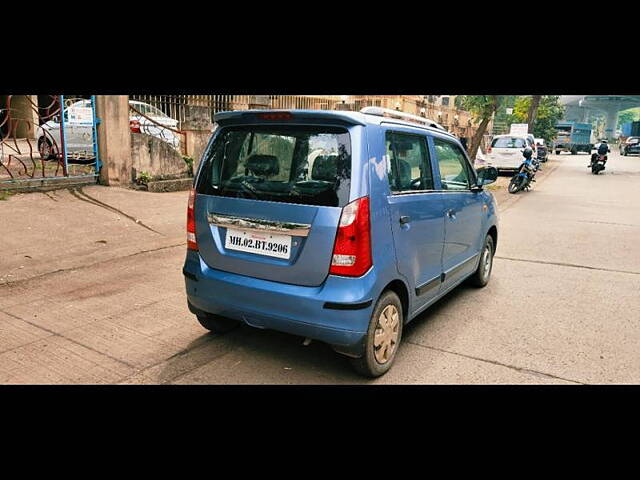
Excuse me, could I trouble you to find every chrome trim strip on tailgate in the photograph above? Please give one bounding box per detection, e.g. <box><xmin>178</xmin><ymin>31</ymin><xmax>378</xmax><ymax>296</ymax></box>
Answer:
<box><xmin>208</xmin><ymin>213</ymin><xmax>312</xmax><ymax>237</ymax></box>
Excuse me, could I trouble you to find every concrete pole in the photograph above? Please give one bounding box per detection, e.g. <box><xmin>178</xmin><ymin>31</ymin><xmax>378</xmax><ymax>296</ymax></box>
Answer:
<box><xmin>10</xmin><ymin>95</ymin><xmax>39</xmax><ymax>139</ymax></box>
<box><xmin>182</xmin><ymin>104</ymin><xmax>214</xmax><ymax>174</ymax></box>
<box><xmin>95</xmin><ymin>95</ymin><xmax>132</xmax><ymax>186</ymax></box>
<box><xmin>604</xmin><ymin>107</ymin><xmax>619</xmax><ymax>141</ymax></box>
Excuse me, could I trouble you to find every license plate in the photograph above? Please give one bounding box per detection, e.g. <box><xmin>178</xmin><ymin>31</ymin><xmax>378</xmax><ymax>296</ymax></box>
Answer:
<box><xmin>225</xmin><ymin>228</ymin><xmax>292</xmax><ymax>259</ymax></box>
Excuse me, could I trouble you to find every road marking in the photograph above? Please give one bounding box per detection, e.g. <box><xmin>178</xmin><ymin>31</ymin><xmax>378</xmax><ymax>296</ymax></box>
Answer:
<box><xmin>0</xmin><ymin>308</ymin><xmax>137</xmax><ymax>369</ymax></box>
<box><xmin>575</xmin><ymin>220</ymin><xmax>640</xmax><ymax>228</ymax></box>
<box><xmin>0</xmin><ymin>242</ymin><xmax>184</xmax><ymax>287</ymax></box>
<box><xmin>495</xmin><ymin>256</ymin><xmax>640</xmax><ymax>276</ymax></box>
<box><xmin>405</xmin><ymin>340</ymin><xmax>586</xmax><ymax>384</ymax></box>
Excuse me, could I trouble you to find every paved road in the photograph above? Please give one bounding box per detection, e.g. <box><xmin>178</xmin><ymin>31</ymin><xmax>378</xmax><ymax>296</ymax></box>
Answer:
<box><xmin>1</xmin><ymin>150</ymin><xmax>638</xmax><ymax>384</ymax></box>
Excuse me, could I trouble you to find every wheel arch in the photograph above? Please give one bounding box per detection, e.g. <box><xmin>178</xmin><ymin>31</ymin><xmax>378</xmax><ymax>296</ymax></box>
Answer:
<box><xmin>381</xmin><ymin>279</ymin><xmax>410</xmax><ymax>324</ymax></box>
<box><xmin>487</xmin><ymin>225</ymin><xmax>498</xmax><ymax>251</ymax></box>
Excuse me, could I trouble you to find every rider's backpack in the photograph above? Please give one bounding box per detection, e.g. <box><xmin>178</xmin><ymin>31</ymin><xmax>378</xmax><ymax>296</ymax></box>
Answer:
<box><xmin>597</xmin><ymin>143</ymin><xmax>609</xmax><ymax>155</ymax></box>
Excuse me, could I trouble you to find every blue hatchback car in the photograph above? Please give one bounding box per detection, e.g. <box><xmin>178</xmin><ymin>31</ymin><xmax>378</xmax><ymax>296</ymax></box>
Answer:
<box><xmin>183</xmin><ymin>107</ymin><xmax>499</xmax><ymax>377</ymax></box>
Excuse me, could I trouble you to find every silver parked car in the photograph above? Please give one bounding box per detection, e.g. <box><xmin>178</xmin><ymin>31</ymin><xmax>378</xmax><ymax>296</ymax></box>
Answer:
<box><xmin>37</xmin><ymin>99</ymin><xmax>181</xmax><ymax>161</ymax></box>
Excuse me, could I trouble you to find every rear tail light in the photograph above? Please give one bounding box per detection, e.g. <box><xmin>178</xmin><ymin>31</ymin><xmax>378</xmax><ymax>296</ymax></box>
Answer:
<box><xmin>329</xmin><ymin>196</ymin><xmax>372</xmax><ymax>277</ymax></box>
<box><xmin>487</xmin><ymin>146</ymin><xmax>492</xmax><ymax>154</ymax></box>
<box><xmin>187</xmin><ymin>188</ymin><xmax>198</xmax><ymax>251</ymax></box>
<box><xmin>130</xmin><ymin>119</ymin><xmax>141</xmax><ymax>133</ymax></box>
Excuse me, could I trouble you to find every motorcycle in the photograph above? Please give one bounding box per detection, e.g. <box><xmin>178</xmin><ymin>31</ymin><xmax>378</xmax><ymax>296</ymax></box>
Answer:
<box><xmin>590</xmin><ymin>153</ymin><xmax>607</xmax><ymax>174</ymax></box>
<box><xmin>508</xmin><ymin>147</ymin><xmax>538</xmax><ymax>194</ymax></box>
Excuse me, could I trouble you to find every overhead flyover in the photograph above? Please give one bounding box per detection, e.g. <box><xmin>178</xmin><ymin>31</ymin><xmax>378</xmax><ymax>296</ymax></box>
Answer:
<box><xmin>560</xmin><ymin>95</ymin><xmax>640</xmax><ymax>140</ymax></box>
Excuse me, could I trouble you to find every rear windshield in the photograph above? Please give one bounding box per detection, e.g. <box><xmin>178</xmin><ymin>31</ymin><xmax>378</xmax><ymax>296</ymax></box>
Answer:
<box><xmin>491</xmin><ymin>137</ymin><xmax>526</xmax><ymax>148</ymax></box>
<box><xmin>197</xmin><ymin>125</ymin><xmax>352</xmax><ymax>207</ymax></box>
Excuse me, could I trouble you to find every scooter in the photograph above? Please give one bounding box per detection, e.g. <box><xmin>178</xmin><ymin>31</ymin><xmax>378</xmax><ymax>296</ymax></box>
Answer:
<box><xmin>508</xmin><ymin>147</ymin><xmax>538</xmax><ymax>193</ymax></box>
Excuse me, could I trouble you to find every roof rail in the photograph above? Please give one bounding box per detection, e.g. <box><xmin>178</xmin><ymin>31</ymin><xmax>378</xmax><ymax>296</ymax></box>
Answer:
<box><xmin>360</xmin><ymin>106</ymin><xmax>447</xmax><ymax>131</ymax></box>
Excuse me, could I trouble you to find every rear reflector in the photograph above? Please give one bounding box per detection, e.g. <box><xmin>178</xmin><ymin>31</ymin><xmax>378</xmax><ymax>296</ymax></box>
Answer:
<box><xmin>187</xmin><ymin>188</ymin><xmax>198</xmax><ymax>251</ymax></box>
<box><xmin>329</xmin><ymin>197</ymin><xmax>372</xmax><ymax>277</ymax></box>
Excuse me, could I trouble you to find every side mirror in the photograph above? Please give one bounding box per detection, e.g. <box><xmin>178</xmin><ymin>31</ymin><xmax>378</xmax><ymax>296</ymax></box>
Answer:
<box><xmin>476</xmin><ymin>166</ymin><xmax>498</xmax><ymax>186</ymax></box>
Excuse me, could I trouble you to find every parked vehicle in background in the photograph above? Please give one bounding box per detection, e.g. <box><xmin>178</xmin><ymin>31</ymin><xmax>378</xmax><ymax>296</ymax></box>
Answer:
<box><xmin>508</xmin><ymin>147</ymin><xmax>538</xmax><ymax>193</ymax></box>
<box><xmin>621</xmin><ymin>136</ymin><xmax>640</xmax><ymax>156</ymax></box>
<box><xmin>128</xmin><ymin>100</ymin><xmax>181</xmax><ymax>149</ymax></box>
<box><xmin>485</xmin><ymin>134</ymin><xmax>531</xmax><ymax>172</ymax></box>
<box><xmin>620</xmin><ymin>121</ymin><xmax>640</xmax><ymax>139</ymax></box>
<box><xmin>509</xmin><ymin>124</ymin><xmax>536</xmax><ymax>158</ymax></box>
<box><xmin>535</xmin><ymin>138</ymin><xmax>548</xmax><ymax>162</ymax></box>
<box><xmin>553</xmin><ymin>121</ymin><xmax>592</xmax><ymax>155</ymax></box>
<box><xmin>37</xmin><ymin>100</ymin><xmax>180</xmax><ymax>161</ymax></box>
<box><xmin>526</xmin><ymin>133</ymin><xmax>537</xmax><ymax>157</ymax></box>
<box><xmin>183</xmin><ymin>107</ymin><xmax>499</xmax><ymax>377</ymax></box>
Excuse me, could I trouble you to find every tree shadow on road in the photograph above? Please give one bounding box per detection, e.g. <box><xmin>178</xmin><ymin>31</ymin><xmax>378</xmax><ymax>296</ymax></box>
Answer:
<box><xmin>154</xmin><ymin>323</ymin><xmax>368</xmax><ymax>384</ymax></box>
<box><xmin>152</xmin><ymin>283</ymin><xmax>480</xmax><ymax>385</ymax></box>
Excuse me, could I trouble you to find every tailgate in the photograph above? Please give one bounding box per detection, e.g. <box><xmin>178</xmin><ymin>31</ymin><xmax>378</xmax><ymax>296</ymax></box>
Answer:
<box><xmin>195</xmin><ymin>196</ymin><xmax>340</xmax><ymax>287</ymax></box>
<box><xmin>193</xmin><ymin>118</ymin><xmax>359</xmax><ymax>287</ymax></box>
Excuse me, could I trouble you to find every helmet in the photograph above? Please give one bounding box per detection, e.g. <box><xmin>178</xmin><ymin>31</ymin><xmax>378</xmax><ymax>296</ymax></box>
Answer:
<box><xmin>523</xmin><ymin>147</ymin><xmax>533</xmax><ymax>159</ymax></box>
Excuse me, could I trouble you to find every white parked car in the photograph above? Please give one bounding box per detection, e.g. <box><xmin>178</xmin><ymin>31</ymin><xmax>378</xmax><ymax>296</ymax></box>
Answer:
<box><xmin>486</xmin><ymin>134</ymin><xmax>530</xmax><ymax>171</ymax></box>
<box><xmin>37</xmin><ymin>100</ymin><xmax>181</xmax><ymax>161</ymax></box>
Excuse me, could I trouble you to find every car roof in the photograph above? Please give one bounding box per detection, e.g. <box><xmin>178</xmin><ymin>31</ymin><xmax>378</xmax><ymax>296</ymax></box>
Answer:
<box><xmin>213</xmin><ymin>109</ymin><xmax>458</xmax><ymax>139</ymax></box>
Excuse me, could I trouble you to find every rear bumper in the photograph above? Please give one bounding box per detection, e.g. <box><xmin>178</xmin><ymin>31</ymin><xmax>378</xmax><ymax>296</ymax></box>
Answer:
<box><xmin>183</xmin><ymin>251</ymin><xmax>376</xmax><ymax>355</ymax></box>
<box><xmin>486</xmin><ymin>157</ymin><xmax>522</xmax><ymax>170</ymax></box>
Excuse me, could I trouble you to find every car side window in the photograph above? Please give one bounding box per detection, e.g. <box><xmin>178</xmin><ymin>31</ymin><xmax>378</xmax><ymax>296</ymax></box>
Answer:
<box><xmin>433</xmin><ymin>138</ymin><xmax>472</xmax><ymax>191</ymax></box>
<box><xmin>385</xmin><ymin>132</ymin><xmax>433</xmax><ymax>193</ymax></box>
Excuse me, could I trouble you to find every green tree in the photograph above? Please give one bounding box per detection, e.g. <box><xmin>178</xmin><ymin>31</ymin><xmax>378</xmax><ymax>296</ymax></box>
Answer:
<box><xmin>457</xmin><ymin>95</ymin><xmax>505</xmax><ymax>160</ymax></box>
<box><xmin>527</xmin><ymin>95</ymin><xmax>542</xmax><ymax>131</ymax></box>
<box><xmin>511</xmin><ymin>96</ymin><xmax>565</xmax><ymax>143</ymax></box>
<box><xmin>532</xmin><ymin>96</ymin><xmax>565</xmax><ymax>143</ymax></box>
<box><xmin>618</xmin><ymin>108</ymin><xmax>640</xmax><ymax>128</ymax></box>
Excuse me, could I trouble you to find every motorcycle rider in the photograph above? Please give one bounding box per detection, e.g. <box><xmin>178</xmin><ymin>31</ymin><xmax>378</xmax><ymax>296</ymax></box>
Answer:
<box><xmin>590</xmin><ymin>140</ymin><xmax>609</xmax><ymax>168</ymax></box>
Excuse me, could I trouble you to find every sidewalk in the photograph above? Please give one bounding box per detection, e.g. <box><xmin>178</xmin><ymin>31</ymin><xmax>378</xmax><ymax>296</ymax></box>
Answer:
<box><xmin>0</xmin><ymin>185</ymin><xmax>188</xmax><ymax>285</ymax></box>
<box><xmin>0</xmin><ymin>185</ymin><xmax>193</xmax><ymax>384</ymax></box>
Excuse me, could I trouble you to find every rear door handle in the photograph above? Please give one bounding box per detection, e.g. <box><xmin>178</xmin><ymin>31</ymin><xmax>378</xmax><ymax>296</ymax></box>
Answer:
<box><xmin>399</xmin><ymin>215</ymin><xmax>411</xmax><ymax>225</ymax></box>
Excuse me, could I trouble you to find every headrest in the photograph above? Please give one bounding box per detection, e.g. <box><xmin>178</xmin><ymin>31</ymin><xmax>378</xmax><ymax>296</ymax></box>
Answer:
<box><xmin>312</xmin><ymin>155</ymin><xmax>338</xmax><ymax>182</ymax></box>
<box><xmin>397</xmin><ymin>158</ymin><xmax>411</xmax><ymax>188</ymax></box>
<box><xmin>246</xmin><ymin>154</ymin><xmax>279</xmax><ymax>177</ymax></box>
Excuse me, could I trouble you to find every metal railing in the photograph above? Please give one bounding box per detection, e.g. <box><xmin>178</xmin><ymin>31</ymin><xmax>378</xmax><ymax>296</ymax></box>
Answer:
<box><xmin>1</xmin><ymin>95</ymin><xmax>98</xmax><ymax>185</ymax></box>
<box><xmin>127</xmin><ymin>95</ymin><xmax>485</xmax><ymax>142</ymax></box>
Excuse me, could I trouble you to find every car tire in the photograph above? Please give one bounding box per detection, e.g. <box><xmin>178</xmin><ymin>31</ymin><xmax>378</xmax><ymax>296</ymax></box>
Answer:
<box><xmin>349</xmin><ymin>291</ymin><xmax>403</xmax><ymax>378</ymax></box>
<box><xmin>196</xmin><ymin>314</ymin><xmax>240</xmax><ymax>334</ymax></box>
<box><xmin>38</xmin><ymin>138</ymin><xmax>55</xmax><ymax>160</ymax></box>
<box><xmin>468</xmin><ymin>235</ymin><xmax>495</xmax><ymax>288</ymax></box>
<box><xmin>555</xmin><ymin>150</ymin><xmax>560</xmax><ymax>155</ymax></box>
